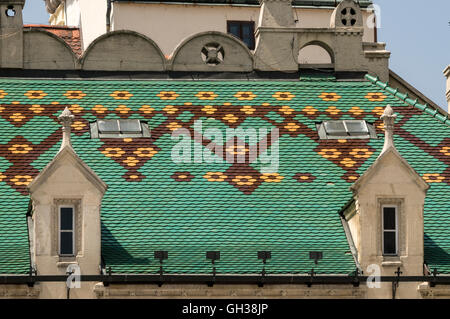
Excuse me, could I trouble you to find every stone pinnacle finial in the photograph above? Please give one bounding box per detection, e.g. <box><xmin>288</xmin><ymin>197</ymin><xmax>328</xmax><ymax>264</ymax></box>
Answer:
<box><xmin>380</xmin><ymin>104</ymin><xmax>397</xmax><ymax>155</ymax></box>
<box><xmin>58</xmin><ymin>107</ymin><xmax>74</xmax><ymax>151</ymax></box>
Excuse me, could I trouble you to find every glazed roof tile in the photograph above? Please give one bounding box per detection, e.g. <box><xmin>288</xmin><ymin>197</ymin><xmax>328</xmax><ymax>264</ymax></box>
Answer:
<box><xmin>0</xmin><ymin>74</ymin><xmax>448</xmax><ymax>274</ymax></box>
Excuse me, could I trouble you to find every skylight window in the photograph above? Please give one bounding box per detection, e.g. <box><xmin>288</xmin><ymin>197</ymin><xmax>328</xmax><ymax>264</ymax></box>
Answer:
<box><xmin>317</xmin><ymin>120</ymin><xmax>377</xmax><ymax>139</ymax></box>
<box><xmin>90</xmin><ymin>119</ymin><xmax>150</xmax><ymax>138</ymax></box>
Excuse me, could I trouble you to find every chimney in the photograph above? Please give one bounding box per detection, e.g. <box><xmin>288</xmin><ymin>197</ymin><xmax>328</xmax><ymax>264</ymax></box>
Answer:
<box><xmin>0</xmin><ymin>0</ymin><xmax>25</xmax><ymax>68</ymax></box>
<box><xmin>254</xmin><ymin>0</ymin><xmax>299</xmax><ymax>72</ymax></box>
<box><xmin>257</xmin><ymin>0</ymin><xmax>295</xmax><ymax>28</ymax></box>
<box><xmin>444</xmin><ymin>65</ymin><xmax>450</xmax><ymax>110</ymax></box>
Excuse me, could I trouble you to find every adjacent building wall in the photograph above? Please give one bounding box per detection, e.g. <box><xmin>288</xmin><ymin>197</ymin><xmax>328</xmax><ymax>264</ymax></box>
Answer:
<box><xmin>111</xmin><ymin>3</ymin><xmax>375</xmax><ymax>56</ymax></box>
<box><xmin>79</xmin><ymin>0</ymin><xmax>107</xmax><ymax>50</ymax></box>
<box><xmin>65</xmin><ymin>0</ymin><xmax>81</xmax><ymax>27</ymax></box>
<box><xmin>49</xmin><ymin>0</ymin><xmax>81</xmax><ymax>28</ymax></box>
<box><xmin>48</xmin><ymin>2</ymin><xmax>376</xmax><ymax>56</ymax></box>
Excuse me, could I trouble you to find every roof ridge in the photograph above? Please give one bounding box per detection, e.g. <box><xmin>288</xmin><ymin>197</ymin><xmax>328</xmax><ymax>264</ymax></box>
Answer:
<box><xmin>365</xmin><ymin>74</ymin><xmax>450</xmax><ymax>127</ymax></box>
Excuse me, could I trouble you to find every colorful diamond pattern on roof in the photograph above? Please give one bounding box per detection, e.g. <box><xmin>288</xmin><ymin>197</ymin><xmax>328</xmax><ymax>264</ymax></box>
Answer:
<box><xmin>0</xmin><ymin>75</ymin><xmax>448</xmax><ymax>274</ymax></box>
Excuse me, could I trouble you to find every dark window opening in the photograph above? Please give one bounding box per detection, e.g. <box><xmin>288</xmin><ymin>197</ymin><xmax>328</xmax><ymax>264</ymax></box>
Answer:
<box><xmin>59</xmin><ymin>207</ymin><xmax>74</xmax><ymax>256</ymax></box>
<box><xmin>227</xmin><ymin>21</ymin><xmax>255</xmax><ymax>50</ymax></box>
<box><xmin>382</xmin><ymin>206</ymin><xmax>397</xmax><ymax>256</ymax></box>
<box><xmin>5</xmin><ymin>5</ymin><xmax>15</xmax><ymax>17</ymax></box>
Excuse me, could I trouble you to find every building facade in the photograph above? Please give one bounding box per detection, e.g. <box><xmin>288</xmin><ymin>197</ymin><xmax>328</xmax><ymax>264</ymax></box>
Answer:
<box><xmin>0</xmin><ymin>0</ymin><xmax>449</xmax><ymax>299</ymax></box>
<box><xmin>45</xmin><ymin>0</ymin><xmax>376</xmax><ymax>58</ymax></box>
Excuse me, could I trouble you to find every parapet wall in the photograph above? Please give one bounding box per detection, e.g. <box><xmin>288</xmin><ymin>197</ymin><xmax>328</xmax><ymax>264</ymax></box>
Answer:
<box><xmin>0</xmin><ymin>0</ymin><xmax>390</xmax><ymax>81</ymax></box>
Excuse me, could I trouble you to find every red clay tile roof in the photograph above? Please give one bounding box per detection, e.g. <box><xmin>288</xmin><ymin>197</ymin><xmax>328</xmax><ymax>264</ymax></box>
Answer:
<box><xmin>24</xmin><ymin>25</ymin><xmax>82</xmax><ymax>57</ymax></box>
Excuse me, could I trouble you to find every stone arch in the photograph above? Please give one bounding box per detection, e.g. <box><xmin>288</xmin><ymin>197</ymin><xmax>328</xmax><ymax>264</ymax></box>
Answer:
<box><xmin>298</xmin><ymin>40</ymin><xmax>335</xmax><ymax>65</ymax></box>
<box><xmin>330</xmin><ymin>0</ymin><xmax>363</xmax><ymax>28</ymax></box>
<box><xmin>81</xmin><ymin>30</ymin><xmax>166</xmax><ymax>71</ymax></box>
<box><xmin>170</xmin><ymin>31</ymin><xmax>253</xmax><ymax>72</ymax></box>
<box><xmin>23</xmin><ymin>29</ymin><xmax>78</xmax><ymax>70</ymax></box>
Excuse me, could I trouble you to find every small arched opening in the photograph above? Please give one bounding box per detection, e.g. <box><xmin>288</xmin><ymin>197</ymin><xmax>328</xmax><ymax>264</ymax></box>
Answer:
<box><xmin>298</xmin><ymin>42</ymin><xmax>334</xmax><ymax>69</ymax></box>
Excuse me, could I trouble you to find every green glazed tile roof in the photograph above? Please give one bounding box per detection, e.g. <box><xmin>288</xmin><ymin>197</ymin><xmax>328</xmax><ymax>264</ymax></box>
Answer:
<box><xmin>0</xmin><ymin>74</ymin><xmax>448</xmax><ymax>275</ymax></box>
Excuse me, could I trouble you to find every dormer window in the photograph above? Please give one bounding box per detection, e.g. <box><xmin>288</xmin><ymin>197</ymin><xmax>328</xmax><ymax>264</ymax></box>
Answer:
<box><xmin>382</xmin><ymin>205</ymin><xmax>398</xmax><ymax>256</ymax></box>
<box><xmin>317</xmin><ymin>120</ymin><xmax>377</xmax><ymax>139</ymax></box>
<box><xmin>59</xmin><ymin>206</ymin><xmax>75</xmax><ymax>256</ymax></box>
<box><xmin>90</xmin><ymin>119</ymin><xmax>150</xmax><ymax>138</ymax></box>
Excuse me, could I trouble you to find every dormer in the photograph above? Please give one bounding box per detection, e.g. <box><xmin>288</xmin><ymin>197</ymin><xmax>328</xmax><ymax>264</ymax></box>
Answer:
<box><xmin>27</xmin><ymin>107</ymin><xmax>107</xmax><ymax>298</ymax></box>
<box><xmin>348</xmin><ymin>105</ymin><xmax>429</xmax><ymax>298</ymax></box>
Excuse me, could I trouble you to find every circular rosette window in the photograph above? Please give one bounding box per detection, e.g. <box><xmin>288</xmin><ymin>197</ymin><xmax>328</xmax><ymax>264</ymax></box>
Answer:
<box><xmin>340</xmin><ymin>7</ymin><xmax>357</xmax><ymax>26</ymax></box>
<box><xmin>201</xmin><ymin>43</ymin><xmax>225</xmax><ymax>66</ymax></box>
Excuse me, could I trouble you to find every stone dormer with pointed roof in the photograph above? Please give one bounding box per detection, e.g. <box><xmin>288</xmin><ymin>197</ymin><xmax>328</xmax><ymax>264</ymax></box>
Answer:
<box><xmin>347</xmin><ymin>105</ymin><xmax>429</xmax><ymax>298</ymax></box>
<box><xmin>27</xmin><ymin>108</ymin><xmax>107</xmax><ymax>299</ymax></box>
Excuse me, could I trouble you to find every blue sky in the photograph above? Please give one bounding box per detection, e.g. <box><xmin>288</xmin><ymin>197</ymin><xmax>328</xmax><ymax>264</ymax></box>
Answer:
<box><xmin>23</xmin><ymin>0</ymin><xmax>449</xmax><ymax>112</ymax></box>
<box><xmin>373</xmin><ymin>0</ymin><xmax>449</xmax><ymax>112</ymax></box>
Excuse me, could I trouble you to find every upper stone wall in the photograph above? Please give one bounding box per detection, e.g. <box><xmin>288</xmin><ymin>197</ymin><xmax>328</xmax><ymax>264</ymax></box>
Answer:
<box><xmin>170</xmin><ymin>31</ymin><xmax>253</xmax><ymax>72</ymax></box>
<box><xmin>81</xmin><ymin>30</ymin><xmax>166</xmax><ymax>71</ymax></box>
<box><xmin>23</xmin><ymin>29</ymin><xmax>78</xmax><ymax>70</ymax></box>
<box><xmin>2</xmin><ymin>0</ymin><xmax>388</xmax><ymax>80</ymax></box>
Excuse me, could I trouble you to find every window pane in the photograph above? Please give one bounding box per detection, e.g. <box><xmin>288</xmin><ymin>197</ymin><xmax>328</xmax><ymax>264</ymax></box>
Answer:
<box><xmin>119</xmin><ymin>119</ymin><xmax>142</xmax><ymax>133</ymax></box>
<box><xmin>98</xmin><ymin>120</ymin><xmax>119</xmax><ymax>133</ymax></box>
<box><xmin>241</xmin><ymin>36</ymin><xmax>252</xmax><ymax>49</ymax></box>
<box><xmin>383</xmin><ymin>232</ymin><xmax>396</xmax><ymax>255</ymax></box>
<box><xmin>60</xmin><ymin>232</ymin><xmax>73</xmax><ymax>255</ymax></box>
<box><xmin>346</xmin><ymin>121</ymin><xmax>369</xmax><ymax>136</ymax></box>
<box><xmin>227</xmin><ymin>21</ymin><xmax>254</xmax><ymax>49</ymax></box>
<box><xmin>242</xmin><ymin>24</ymin><xmax>252</xmax><ymax>38</ymax></box>
<box><xmin>324</xmin><ymin>121</ymin><xmax>346</xmax><ymax>136</ymax></box>
<box><xmin>383</xmin><ymin>207</ymin><xmax>396</xmax><ymax>230</ymax></box>
<box><xmin>60</xmin><ymin>207</ymin><xmax>73</xmax><ymax>231</ymax></box>
<box><xmin>229</xmin><ymin>24</ymin><xmax>240</xmax><ymax>38</ymax></box>
<box><xmin>241</xmin><ymin>24</ymin><xmax>254</xmax><ymax>48</ymax></box>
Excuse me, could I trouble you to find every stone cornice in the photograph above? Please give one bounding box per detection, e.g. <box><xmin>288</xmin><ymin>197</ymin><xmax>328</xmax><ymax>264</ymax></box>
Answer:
<box><xmin>94</xmin><ymin>283</ymin><xmax>366</xmax><ymax>298</ymax></box>
<box><xmin>364</xmin><ymin>50</ymin><xmax>391</xmax><ymax>59</ymax></box>
<box><xmin>258</xmin><ymin>0</ymin><xmax>293</xmax><ymax>4</ymax></box>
